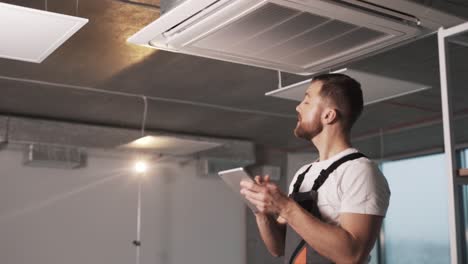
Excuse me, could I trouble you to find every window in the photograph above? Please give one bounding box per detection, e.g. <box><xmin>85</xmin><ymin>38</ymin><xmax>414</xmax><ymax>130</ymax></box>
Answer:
<box><xmin>369</xmin><ymin>243</ymin><xmax>379</xmax><ymax>264</ymax></box>
<box><xmin>461</xmin><ymin>149</ymin><xmax>468</xmax><ymax>262</ymax></box>
<box><xmin>381</xmin><ymin>154</ymin><xmax>450</xmax><ymax>263</ymax></box>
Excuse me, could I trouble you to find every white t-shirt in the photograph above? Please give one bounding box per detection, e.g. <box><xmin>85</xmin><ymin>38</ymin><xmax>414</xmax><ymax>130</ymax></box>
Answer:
<box><xmin>288</xmin><ymin>148</ymin><xmax>390</xmax><ymax>225</ymax></box>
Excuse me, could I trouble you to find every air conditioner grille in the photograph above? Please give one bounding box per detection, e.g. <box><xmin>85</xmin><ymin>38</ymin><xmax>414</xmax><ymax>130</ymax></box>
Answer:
<box><xmin>193</xmin><ymin>3</ymin><xmax>298</xmax><ymax>49</ymax></box>
<box><xmin>256</xmin><ymin>20</ymin><xmax>356</xmax><ymax>61</ymax></box>
<box><xmin>192</xmin><ymin>3</ymin><xmax>388</xmax><ymax>68</ymax></box>
<box><xmin>129</xmin><ymin>0</ymin><xmax>454</xmax><ymax>74</ymax></box>
<box><xmin>226</xmin><ymin>12</ymin><xmax>330</xmax><ymax>55</ymax></box>
<box><xmin>283</xmin><ymin>27</ymin><xmax>386</xmax><ymax>67</ymax></box>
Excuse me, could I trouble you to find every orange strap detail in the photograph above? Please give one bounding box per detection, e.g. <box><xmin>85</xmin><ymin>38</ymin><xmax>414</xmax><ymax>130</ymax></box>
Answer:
<box><xmin>293</xmin><ymin>246</ymin><xmax>307</xmax><ymax>264</ymax></box>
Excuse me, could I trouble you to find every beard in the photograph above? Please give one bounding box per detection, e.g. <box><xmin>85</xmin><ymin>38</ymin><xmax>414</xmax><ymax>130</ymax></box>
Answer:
<box><xmin>294</xmin><ymin>120</ymin><xmax>321</xmax><ymax>141</ymax></box>
<box><xmin>294</xmin><ymin>122</ymin><xmax>312</xmax><ymax>141</ymax></box>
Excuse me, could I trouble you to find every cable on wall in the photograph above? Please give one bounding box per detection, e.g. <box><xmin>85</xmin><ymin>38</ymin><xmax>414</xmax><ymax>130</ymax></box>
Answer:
<box><xmin>132</xmin><ymin>95</ymin><xmax>149</xmax><ymax>264</ymax></box>
<box><xmin>133</xmin><ymin>174</ymin><xmax>143</xmax><ymax>264</ymax></box>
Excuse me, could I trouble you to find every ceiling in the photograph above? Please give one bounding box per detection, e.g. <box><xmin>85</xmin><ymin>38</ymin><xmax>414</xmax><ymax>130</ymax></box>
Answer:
<box><xmin>0</xmin><ymin>0</ymin><xmax>467</xmax><ymax>153</ymax></box>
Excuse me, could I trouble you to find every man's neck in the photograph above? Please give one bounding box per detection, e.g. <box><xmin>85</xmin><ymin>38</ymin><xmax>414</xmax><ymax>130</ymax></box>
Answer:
<box><xmin>312</xmin><ymin>129</ymin><xmax>352</xmax><ymax>161</ymax></box>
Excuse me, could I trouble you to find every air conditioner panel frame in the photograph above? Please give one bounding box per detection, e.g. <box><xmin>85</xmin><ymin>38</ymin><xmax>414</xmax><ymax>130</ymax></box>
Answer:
<box><xmin>129</xmin><ymin>0</ymin><xmax>427</xmax><ymax>74</ymax></box>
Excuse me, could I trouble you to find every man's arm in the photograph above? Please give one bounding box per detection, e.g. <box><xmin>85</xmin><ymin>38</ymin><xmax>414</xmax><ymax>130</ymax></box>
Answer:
<box><xmin>241</xmin><ymin>181</ymin><xmax>382</xmax><ymax>264</ymax></box>
<box><xmin>282</xmin><ymin>201</ymin><xmax>382</xmax><ymax>264</ymax></box>
<box><xmin>245</xmin><ymin>175</ymin><xmax>287</xmax><ymax>257</ymax></box>
<box><xmin>255</xmin><ymin>214</ymin><xmax>287</xmax><ymax>257</ymax></box>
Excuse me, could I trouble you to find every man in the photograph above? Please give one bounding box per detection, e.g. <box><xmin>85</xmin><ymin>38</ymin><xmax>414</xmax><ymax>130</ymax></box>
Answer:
<box><xmin>240</xmin><ymin>73</ymin><xmax>390</xmax><ymax>264</ymax></box>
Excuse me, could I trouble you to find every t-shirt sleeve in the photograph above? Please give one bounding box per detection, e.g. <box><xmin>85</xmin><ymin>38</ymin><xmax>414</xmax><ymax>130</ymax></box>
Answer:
<box><xmin>339</xmin><ymin>160</ymin><xmax>390</xmax><ymax>216</ymax></box>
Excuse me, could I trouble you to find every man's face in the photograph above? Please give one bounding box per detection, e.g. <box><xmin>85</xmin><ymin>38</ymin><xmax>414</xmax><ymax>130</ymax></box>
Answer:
<box><xmin>294</xmin><ymin>81</ymin><xmax>326</xmax><ymax>141</ymax></box>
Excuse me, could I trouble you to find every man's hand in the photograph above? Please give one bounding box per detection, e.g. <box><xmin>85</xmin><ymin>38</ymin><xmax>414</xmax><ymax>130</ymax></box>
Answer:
<box><xmin>240</xmin><ymin>175</ymin><xmax>291</xmax><ymax>216</ymax></box>
<box><xmin>241</xmin><ymin>176</ymin><xmax>288</xmax><ymax>257</ymax></box>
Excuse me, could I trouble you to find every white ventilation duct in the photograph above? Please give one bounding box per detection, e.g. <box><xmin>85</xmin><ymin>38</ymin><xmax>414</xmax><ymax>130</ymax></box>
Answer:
<box><xmin>128</xmin><ymin>0</ymin><xmax>463</xmax><ymax>75</ymax></box>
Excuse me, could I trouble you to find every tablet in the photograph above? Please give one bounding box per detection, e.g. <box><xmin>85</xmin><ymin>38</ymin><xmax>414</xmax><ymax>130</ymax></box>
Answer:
<box><xmin>218</xmin><ymin>167</ymin><xmax>258</xmax><ymax>213</ymax></box>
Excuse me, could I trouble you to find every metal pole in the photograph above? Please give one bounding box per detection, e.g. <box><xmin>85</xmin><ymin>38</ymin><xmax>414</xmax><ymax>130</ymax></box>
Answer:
<box><xmin>438</xmin><ymin>27</ymin><xmax>460</xmax><ymax>264</ymax></box>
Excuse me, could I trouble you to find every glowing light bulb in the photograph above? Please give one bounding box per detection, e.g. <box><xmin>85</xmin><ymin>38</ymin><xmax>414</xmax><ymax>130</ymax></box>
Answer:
<box><xmin>135</xmin><ymin>161</ymin><xmax>147</xmax><ymax>174</ymax></box>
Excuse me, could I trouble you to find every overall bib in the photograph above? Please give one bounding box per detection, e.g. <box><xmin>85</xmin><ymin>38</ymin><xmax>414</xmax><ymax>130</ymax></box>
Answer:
<box><xmin>284</xmin><ymin>152</ymin><xmax>366</xmax><ymax>264</ymax></box>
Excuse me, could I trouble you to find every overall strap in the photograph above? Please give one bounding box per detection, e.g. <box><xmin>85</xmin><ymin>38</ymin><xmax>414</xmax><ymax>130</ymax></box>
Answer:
<box><xmin>311</xmin><ymin>152</ymin><xmax>367</xmax><ymax>191</ymax></box>
<box><xmin>292</xmin><ymin>152</ymin><xmax>367</xmax><ymax>194</ymax></box>
<box><xmin>292</xmin><ymin>164</ymin><xmax>313</xmax><ymax>194</ymax></box>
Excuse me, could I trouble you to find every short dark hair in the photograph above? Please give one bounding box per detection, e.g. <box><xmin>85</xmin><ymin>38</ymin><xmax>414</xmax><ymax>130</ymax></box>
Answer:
<box><xmin>313</xmin><ymin>73</ymin><xmax>363</xmax><ymax>131</ymax></box>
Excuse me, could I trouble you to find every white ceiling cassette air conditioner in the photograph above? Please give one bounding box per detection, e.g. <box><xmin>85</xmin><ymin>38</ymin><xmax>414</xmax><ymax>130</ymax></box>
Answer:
<box><xmin>128</xmin><ymin>0</ymin><xmax>464</xmax><ymax>75</ymax></box>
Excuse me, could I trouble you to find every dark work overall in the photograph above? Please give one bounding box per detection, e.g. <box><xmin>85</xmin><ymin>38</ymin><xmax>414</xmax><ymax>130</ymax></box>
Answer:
<box><xmin>284</xmin><ymin>152</ymin><xmax>366</xmax><ymax>264</ymax></box>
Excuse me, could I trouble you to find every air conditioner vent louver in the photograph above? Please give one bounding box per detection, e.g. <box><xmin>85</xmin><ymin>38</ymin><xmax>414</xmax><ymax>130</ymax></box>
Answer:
<box><xmin>129</xmin><ymin>0</ymin><xmax>463</xmax><ymax>75</ymax></box>
<box><xmin>192</xmin><ymin>3</ymin><xmax>387</xmax><ymax>69</ymax></box>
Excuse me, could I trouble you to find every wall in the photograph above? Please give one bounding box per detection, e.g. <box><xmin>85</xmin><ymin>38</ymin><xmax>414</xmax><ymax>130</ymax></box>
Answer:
<box><xmin>0</xmin><ymin>145</ymin><xmax>246</xmax><ymax>264</ymax></box>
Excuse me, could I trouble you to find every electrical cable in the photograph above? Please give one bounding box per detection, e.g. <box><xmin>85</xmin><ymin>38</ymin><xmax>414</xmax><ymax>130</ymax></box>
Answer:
<box><xmin>133</xmin><ymin>95</ymin><xmax>148</xmax><ymax>264</ymax></box>
<box><xmin>277</xmin><ymin>70</ymin><xmax>282</xmax><ymax>90</ymax></box>
<box><xmin>141</xmin><ymin>96</ymin><xmax>148</xmax><ymax>137</ymax></box>
<box><xmin>133</xmin><ymin>175</ymin><xmax>143</xmax><ymax>264</ymax></box>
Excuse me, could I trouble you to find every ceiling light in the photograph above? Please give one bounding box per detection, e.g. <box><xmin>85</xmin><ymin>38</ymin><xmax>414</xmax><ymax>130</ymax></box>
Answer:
<box><xmin>121</xmin><ymin>135</ymin><xmax>221</xmax><ymax>155</ymax></box>
<box><xmin>119</xmin><ymin>96</ymin><xmax>221</xmax><ymax>155</ymax></box>
<box><xmin>134</xmin><ymin>161</ymin><xmax>148</xmax><ymax>174</ymax></box>
<box><xmin>266</xmin><ymin>69</ymin><xmax>430</xmax><ymax>105</ymax></box>
<box><xmin>330</xmin><ymin>68</ymin><xmax>348</xmax><ymax>74</ymax></box>
<box><xmin>0</xmin><ymin>3</ymin><xmax>88</xmax><ymax>63</ymax></box>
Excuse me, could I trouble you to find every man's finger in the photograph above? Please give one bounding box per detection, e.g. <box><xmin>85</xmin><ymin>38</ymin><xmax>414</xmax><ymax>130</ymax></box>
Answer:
<box><xmin>254</xmin><ymin>175</ymin><xmax>262</xmax><ymax>185</ymax></box>
<box><xmin>240</xmin><ymin>180</ymin><xmax>264</xmax><ymax>192</ymax></box>
<box><xmin>241</xmin><ymin>188</ymin><xmax>268</xmax><ymax>203</ymax></box>
<box><xmin>266</xmin><ymin>182</ymin><xmax>280</xmax><ymax>192</ymax></box>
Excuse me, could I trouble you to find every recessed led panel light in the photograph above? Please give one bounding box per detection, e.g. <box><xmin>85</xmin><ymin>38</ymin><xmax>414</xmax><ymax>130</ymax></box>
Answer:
<box><xmin>0</xmin><ymin>3</ymin><xmax>88</xmax><ymax>63</ymax></box>
<box><xmin>266</xmin><ymin>69</ymin><xmax>430</xmax><ymax>105</ymax></box>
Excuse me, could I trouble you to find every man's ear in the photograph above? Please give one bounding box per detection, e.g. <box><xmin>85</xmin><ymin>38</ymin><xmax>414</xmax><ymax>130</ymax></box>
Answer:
<box><xmin>323</xmin><ymin>108</ymin><xmax>338</xmax><ymax>124</ymax></box>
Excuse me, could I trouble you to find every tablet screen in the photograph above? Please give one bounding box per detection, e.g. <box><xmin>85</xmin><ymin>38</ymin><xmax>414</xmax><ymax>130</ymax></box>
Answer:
<box><xmin>218</xmin><ymin>167</ymin><xmax>258</xmax><ymax>213</ymax></box>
